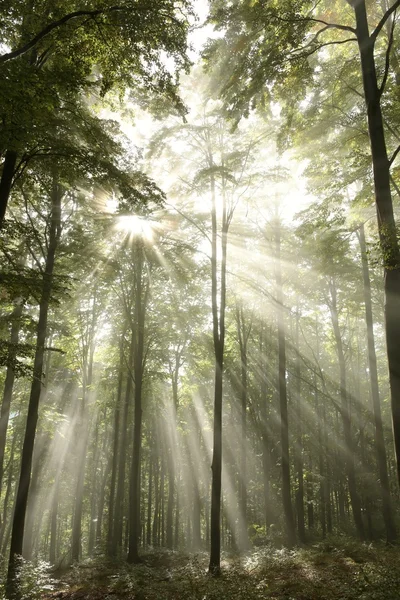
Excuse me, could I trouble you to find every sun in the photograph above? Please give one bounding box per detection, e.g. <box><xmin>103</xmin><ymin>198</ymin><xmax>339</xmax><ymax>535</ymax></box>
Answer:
<box><xmin>115</xmin><ymin>214</ymin><xmax>154</xmax><ymax>242</ymax></box>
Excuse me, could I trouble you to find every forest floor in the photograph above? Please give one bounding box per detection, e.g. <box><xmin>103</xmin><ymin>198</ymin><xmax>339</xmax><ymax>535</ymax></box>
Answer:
<box><xmin>19</xmin><ymin>539</ymin><xmax>400</xmax><ymax>600</ymax></box>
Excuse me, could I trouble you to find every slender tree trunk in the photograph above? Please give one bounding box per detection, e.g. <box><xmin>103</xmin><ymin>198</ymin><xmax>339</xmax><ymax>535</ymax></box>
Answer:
<box><xmin>166</xmin><ymin>365</ymin><xmax>179</xmax><ymax>549</ymax></box>
<box><xmin>351</xmin><ymin>0</ymin><xmax>400</xmax><ymax>486</ymax></box>
<box><xmin>0</xmin><ymin>301</ymin><xmax>23</xmax><ymax>497</ymax></box>
<box><xmin>209</xmin><ymin>163</ymin><xmax>228</xmax><ymax>574</ymax></box>
<box><xmin>0</xmin><ymin>421</ymin><xmax>17</xmax><ymax>549</ymax></box>
<box><xmin>6</xmin><ymin>178</ymin><xmax>62</xmax><ymax>599</ymax></box>
<box><xmin>329</xmin><ymin>278</ymin><xmax>365</xmax><ymax>539</ymax></box>
<box><xmin>275</xmin><ymin>217</ymin><xmax>296</xmax><ymax>547</ymax></box>
<box><xmin>88</xmin><ymin>416</ymin><xmax>100</xmax><ymax>555</ymax></box>
<box><xmin>152</xmin><ymin>455</ymin><xmax>159</xmax><ymax>547</ymax></box>
<box><xmin>358</xmin><ymin>222</ymin><xmax>396</xmax><ymax>542</ymax></box>
<box><xmin>294</xmin><ymin>308</ymin><xmax>305</xmax><ymax>542</ymax></box>
<box><xmin>127</xmin><ymin>242</ymin><xmax>147</xmax><ymax>564</ymax></box>
<box><xmin>71</xmin><ymin>295</ymin><xmax>97</xmax><ymax>563</ymax></box>
<box><xmin>147</xmin><ymin>453</ymin><xmax>153</xmax><ymax>547</ymax></box>
<box><xmin>107</xmin><ymin>349</ymin><xmax>123</xmax><ymax>556</ymax></box>
<box><xmin>235</xmin><ymin>303</ymin><xmax>250</xmax><ymax>550</ymax></box>
<box><xmin>0</xmin><ymin>150</ymin><xmax>17</xmax><ymax>228</ymax></box>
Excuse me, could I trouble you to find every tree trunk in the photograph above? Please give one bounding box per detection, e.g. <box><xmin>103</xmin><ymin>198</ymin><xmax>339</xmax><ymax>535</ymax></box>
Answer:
<box><xmin>0</xmin><ymin>420</ymin><xmax>17</xmax><ymax>550</ymax></box>
<box><xmin>235</xmin><ymin>303</ymin><xmax>250</xmax><ymax>550</ymax></box>
<box><xmin>6</xmin><ymin>177</ymin><xmax>62</xmax><ymax>599</ymax></box>
<box><xmin>0</xmin><ymin>300</ymin><xmax>23</xmax><ymax>496</ymax></box>
<box><xmin>329</xmin><ymin>277</ymin><xmax>365</xmax><ymax>539</ymax></box>
<box><xmin>128</xmin><ymin>241</ymin><xmax>147</xmax><ymax>563</ymax></box>
<box><xmin>358</xmin><ymin>222</ymin><xmax>396</xmax><ymax>542</ymax></box>
<box><xmin>351</xmin><ymin>0</ymin><xmax>400</xmax><ymax>487</ymax></box>
<box><xmin>209</xmin><ymin>164</ymin><xmax>228</xmax><ymax>574</ymax></box>
<box><xmin>107</xmin><ymin>347</ymin><xmax>123</xmax><ymax>556</ymax></box>
<box><xmin>71</xmin><ymin>294</ymin><xmax>97</xmax><ymax>563</ymax></box>
<box><xmin>152</xmin><ymin>455</ymin><xmax>159</xmax><ymax>547</ymax></box>
<box><xmin>294</xmin><ymin>308</ymin><xmax>305</xmax><ymax>542</ymax></box>
<box><xmin>0</xmin><ymin>150</ymin><xmax>17</xmax><ymax>228</ymax></box>
<box><xmin>275</xmin><ymin>217</ymin><xmax>296</xmax><ymax>547</ymax></box>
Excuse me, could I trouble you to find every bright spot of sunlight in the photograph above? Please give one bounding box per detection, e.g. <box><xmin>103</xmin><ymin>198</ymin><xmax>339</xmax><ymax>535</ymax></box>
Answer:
<box><xmin>115</xmin><ymin>214</ymin><xmax>155</xmax><ymax>241</ymax></box>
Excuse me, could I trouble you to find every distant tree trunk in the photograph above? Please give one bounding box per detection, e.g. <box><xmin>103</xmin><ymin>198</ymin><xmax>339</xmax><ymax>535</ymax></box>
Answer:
<box><xmin>152</xmin><ymin>455</ymin><xmax>159</xmax><ymax>547</ymax></box>
<box><xmin>350</xmin><ymin>0</ymin><xmax>400</xmax><ymax>486</ymax></box>
<box><xmin>0</xmin><ymin>150</ymin><xmax>17</xmax><ymax>228</ymax></box>
<box><xmin>192</xmin><ymin>480</ymin><xmax>201</xmax><ymax>550</ymax></box>
<box><xmin>147</xmin><ymin>453</ymin><xmax>153</xmax><ymax>547</ymax></box>
<box><xmin>0</xmin><ymin>420</ymin><xmax>17</xmax><ymax>549</ymax></box>
<box><xmin>166</xmin><ymin>354</ymin><xmax>180</xmax><ymax>549</ymax></box>
<box><xmin>329</xmin><ymin>277</ymin><xmax>365</xmax><ymax>539</ymax></box>
<box><xmin>113</xmin><ymin>373</ymin><xmax>131</xmax><ymax>555</ymax></box>
<box><xmin>174</xmin><ymin>471</ymin><xmax>180</xmax><ymax>548</ymax></box>
<box><xmin>235</xmin><ymin>302</ymin><xmax>251</xmax><ymax>550</ymax></box>
<box><xmin>107</xmin><ymin>346</ymin><xmax>124</xmax><ymax>556</ymax></box>
<box><xmin>358</xmin><ymin>222</ymin><xmax>396</xmax><ymax>542</ymax></box>
<box><xmin>6</xmin><ymin>177</ymin><xmax>62</xmax><ymax>599</ymax></box>
<box><xmin>160</xmin><ymin>460</ymin><xmax>165</xmax><ymax>546</ymax></box>
<box><xmin>88</xmin><ymin>416</ymin><xmax>100</xmax><ymax>555</ymax></box>
<box><xmin>96</xmin><ymin>451</ymin><xmax>112</xmax><ymax>547</ymax></box>
<box><xmin>315</xmin><ymin>370</ymin><xmax>326</xmax><ymax>538</ymax></box>
<box><xmin>127</xmin><ymin>241</ymin><xmax>147</xmax><ymax>564</ymax></box>
<box><xmin>209</xmin><ymin>163</ymin><xmax>228</xmax><ymax>574</ymax></box>
<box><xmin>23</xmin><ymin>435</ymin><xmax>47</xmax><ymax>559</ymax></box>
<box><xmin>0</xmin><ymin>300</ymin><xmax>23</xmax><ymax>497</ymax></box>
<box><xmin>71</xmin><ymin>293</ymin><xmax>98</xmax><ymax>563</ymax></box>
<box><xmin>294</xmin><ymin>308</ymin><xmax>305</xmax><ymax>543</ymax></box>
<box><xmin>275</xmin><ymin>217</ymin><xmax>296</xmax><ymax>547</ymax></box>
<box><xmin>259</xmin><ymin>325</ymin><xmax>273</xmax><ymax>530</ymax></box>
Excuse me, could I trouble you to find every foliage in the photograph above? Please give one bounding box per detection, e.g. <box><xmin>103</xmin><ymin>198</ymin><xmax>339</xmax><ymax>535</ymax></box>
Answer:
<box><xmin>36</xmin><ymin>543</ymin><xmax>400</xmax><ymax>600</ymax></box>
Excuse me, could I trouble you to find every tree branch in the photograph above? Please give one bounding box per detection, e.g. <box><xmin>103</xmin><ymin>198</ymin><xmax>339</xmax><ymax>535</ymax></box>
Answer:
<box><xmin>389</xmin><ymin>143</ymin><xmax>400</xmax><ymax>166</ymax></box>
<box><xmin>0</xmin><ymin>6</ymin><xmax>127</xmax><ymax>64</ymax></box>
<box><xmin>371</xmin><ymin>0</ymin><xmax>400</xmax><ymax>43</ymax></box>
<box><xmin>378</xmin><ymin>6</ymin><xmax>397</xmax><ymax>97</ymax></box>
<box><xmin>273</xmin><ymin>13</ymin><xmax>356</xmax><ymax>35</ymax></box>
<box><xmin>287</xmin><ymin>37</ymin><xmax>358</xmax><ymax>62</ymax></box>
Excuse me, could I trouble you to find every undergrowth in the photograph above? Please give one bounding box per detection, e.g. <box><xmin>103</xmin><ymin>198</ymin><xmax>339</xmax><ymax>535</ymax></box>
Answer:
<box><xmin>2</xmin><ymin>538</ymin><xmax>400</xmax><ymax>600</ymax></box>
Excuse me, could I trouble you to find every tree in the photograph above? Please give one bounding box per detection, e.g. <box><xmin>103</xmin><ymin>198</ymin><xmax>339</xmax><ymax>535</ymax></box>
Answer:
<box><xmin>205</xmin><ymin>0</ymin><xmax>400</xmax><ymax>486</ymax></box>
<box><xmin>0</xmin><ymin>0</ymin><xmax>192</xmax><ymax>226</ymax></box>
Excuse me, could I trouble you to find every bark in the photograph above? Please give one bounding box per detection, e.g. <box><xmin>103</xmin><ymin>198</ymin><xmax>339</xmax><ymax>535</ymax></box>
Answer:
<box><xmin>358</xmin><ymin>222</ymin><xmax>396</xmax><ymax>542</ymax></box>
<box><xmin>113</xmin><ymin>335</ymin><xmax>134</xmax><ymax>554</ymax></box>
<box><xmin>259</xmin><ymin>326</ymin><xmax>273</xmax><ymax>530</ymax></box>
<box><xmin>107</xmin><ymin>348</ymin><xmax>123</xmax><ymax>556</ymax></box>
<box><xmin>152</xmin><ymin>455</ymin><xmax>159</xmax><ymax>547</ymax></box>
<box><xmin>147</xmin><ymin>453</ymin><xmax>153</xmax><ymax>547</ymax></box>
<box><xmin>127</xmin><ymin>242</ymin><xmax>147</xmax><ymax>564</ymax></box>
<box><xmin>71</xmin><ymin>293</ymin><xmax>97</xmax><ymax>562</ymax></box>
<box><xmin>88</xmin><ymin>416</ymin><xmax>100</xmax><ymax>555</ymax></box>
<box><xmin>329</xmin><ymin>278</ymin><xmax>365</xmax><ymax>539</ymax></box>
<box><xmin>294</xmin><ymin>309</ymin><xmax>305</xmax><ymax>543</ymax></box>
<box><xmin>275</xmin><ymin>218</ymin><xmax>296</xmax><ymax>547</ymax></box>
<box><xmin>6</xmin><ymin>177</ymin><xmax>62</xmax><ymax>599</ymax></box>
<box><xmin>0</xmin><ymin>150</ymin><xmax>17</xmax><ymax>228</ymax></box>
<box><xmin>235</xmin><ymin>303</ymin><xmax>250</xmax><ymax>550</ymax></box>
<box><xmin>0</xmin><ymin>300</ymin><xmax>23</xmax><ymax>494</ymax></box>
<box><xmin>209</xmin><ymin>162</ymin><xmax>228</xmax><ymax>574</ymax></box>
<box><xmin>0</xmin><ymin>422</ymin><xmax>17</xmax><ymax>549</ymax></box>
<box><xmin>352</xmin><ymin>0</ymin><xmax>400</xmax><ymax>486</ymax></box>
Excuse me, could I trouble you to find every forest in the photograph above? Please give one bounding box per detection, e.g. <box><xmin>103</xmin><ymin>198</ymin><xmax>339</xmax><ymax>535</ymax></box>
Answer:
<box><xmin>1</xmin><ymin>1</ymin><xmax>400</xmax><ymax>599</ymax></box>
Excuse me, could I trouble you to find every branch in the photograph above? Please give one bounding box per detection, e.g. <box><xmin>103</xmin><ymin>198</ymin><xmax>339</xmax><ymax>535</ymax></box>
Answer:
<box><xmin>378</xmin><ymin>7</ymin><xmax>397</xmax><ymax>97</ymax></box>
<box><xmin>371</xmin><ymin>0</ymin><xmax>400</xmax><ymax>44</ymax></box>
<box><xmin>389</xmin><ymin>143</ymin><xmax>400</xmax><ymax>166</ymax></box>
<box><xmin>0</xmin><ymin>5</ymin><xmax>127</xmax><ymax>64</ymax></box>
<box><xmin>272</xmin><ymin>13</ymin><xmax>356</xmax><ymax>35</ymax></box>
<box><xmin>287</xmin><ymin>37</ymin><xmax>358</xmax><ymax>61</ymax></box>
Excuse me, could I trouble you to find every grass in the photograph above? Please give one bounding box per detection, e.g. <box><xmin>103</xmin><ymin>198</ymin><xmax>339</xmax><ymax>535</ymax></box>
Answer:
<box><xmin>13</xmin><ymin>539</ymin><xmax>400</xmax><ymax>600</ymax></box>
